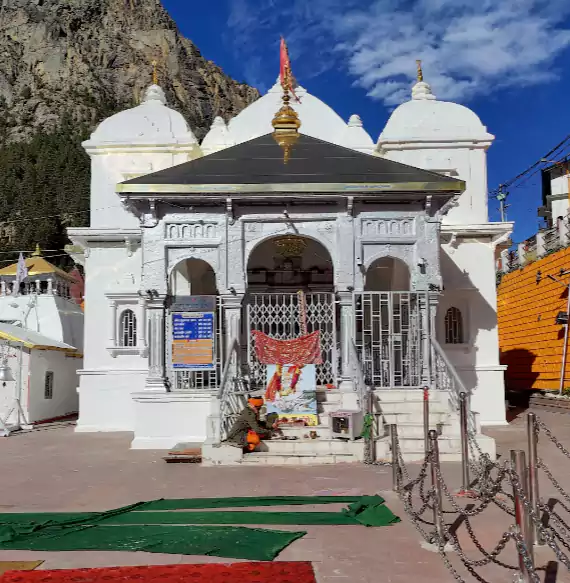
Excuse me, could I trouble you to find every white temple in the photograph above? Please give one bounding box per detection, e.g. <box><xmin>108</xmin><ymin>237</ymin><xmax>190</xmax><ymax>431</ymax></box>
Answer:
<box><xmin>68</xmin><ymin>66</ymin><xmax>513</xmax><ymax>464</ymax></box>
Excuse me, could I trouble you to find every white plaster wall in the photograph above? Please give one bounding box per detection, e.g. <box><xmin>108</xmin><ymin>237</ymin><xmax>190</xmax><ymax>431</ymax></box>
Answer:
<box><xmin>0</xmin><ymin>347</ymin><xmax>30</xmax><ymax>426</ymax></box>
<box><xmin>89</xmin><ymin>151</ymin><xmax>193</xmax><ymax>229</ymax></box>
<box><xmin>28</xmin><ymin>350</ymin><xmax>80</xmax><ymax>422</ymax></box>
<box><xmin>439</xmin><ymin>242</ymin><xmax>506</xmax><ymax>425</ymax></box>
<box><xmin>383</xmin><ymin>146</ymin><xmax>488</xmax><ymax>225</ymax></box>
<box><xmin>550</xmin><ymin>174</ymin><xmax>569</xmax><ymax>219</ymax></box>
<box><xmin>76</xmin><ymin>244</ymin><xmax>146</xmax><ymax>432</ymax></box>
<box><xmin>0</xmin><ymin>295</ymin><xmax>84</xmax><ymax>350</ymax></box>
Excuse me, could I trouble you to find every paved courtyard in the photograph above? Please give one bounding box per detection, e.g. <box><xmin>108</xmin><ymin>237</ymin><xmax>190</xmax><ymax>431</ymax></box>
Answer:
<box><xmin>0</xmin><ymin>408</ymin><xmax>569</xmax><ymax>582</ymax></box>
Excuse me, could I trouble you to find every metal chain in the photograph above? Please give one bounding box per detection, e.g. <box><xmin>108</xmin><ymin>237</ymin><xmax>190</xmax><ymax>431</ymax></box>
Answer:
<box><xmin>535</xmin><ymin>417</ymin><xmax>570</xmax><ymax>459</ymax></box>
<box><xmin>508</xmin><ymin>468</ymin><xmax>570</xmax><ymax>570</ymax></box>
<box><xmin>537</xmin><ymin>457</ymin><xmax>570</xmax><ymax>505</ymax></box>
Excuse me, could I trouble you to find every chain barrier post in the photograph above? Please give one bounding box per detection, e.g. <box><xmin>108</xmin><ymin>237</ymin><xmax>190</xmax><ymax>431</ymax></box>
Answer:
<box><xmin>511</xmin><ymin>449</ymin><xmax>535</xmax><ymax>582</ymax></box>
<box><xmin>429</xmin><ymin>429</ymin><xmax>446</xmax><ymax>544</ymax></box>
<box><xmin>423</xmin><ymin>386</ymin><xmax>430</xmax><ymax>454</ymax></box>
<box><xmin>526</xmin><ymin>413</ymin><xmax>542</xmax><ymax>546</ymax></box>
<box><xmin>390</xmin><ymin>424</ymin><xmax>399</xmax><ymax>492</ymax></box>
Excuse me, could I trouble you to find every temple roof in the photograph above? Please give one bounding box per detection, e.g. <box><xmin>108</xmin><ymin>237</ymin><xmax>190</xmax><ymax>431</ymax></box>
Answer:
<box><xmin>119</xmin><ymin>134</ymin><xmax>464</xmax><ymax>194</ymax></box>
<box><xmin>0</xmin><ymin>251</ymin><xmax>75</xmax><ymax>282</ymax></box>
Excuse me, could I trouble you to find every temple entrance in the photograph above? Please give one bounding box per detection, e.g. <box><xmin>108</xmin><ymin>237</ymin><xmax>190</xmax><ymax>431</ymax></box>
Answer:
<box><xmin>355</xmin><ymin>257</ymin><xmax>423</xmax><ymax>388</ymax></box>
<box><xmin>245</xmin><ymin>235</ymin><xmax>337</xmax><ymax>390</ymax></box>
<box><xmin>166</xmin><ymin>258</ymin><xmax>223</xmax><ymax>391</ymax></box>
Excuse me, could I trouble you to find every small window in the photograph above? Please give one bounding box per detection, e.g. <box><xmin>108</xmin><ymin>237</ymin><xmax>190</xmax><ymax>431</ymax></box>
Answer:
<box><xmin>119</xmin><ymin>309</ymin><xmax>137</xmax><ymax>347</ymax></box>
<box><xmin>44</xmin><ymin>371</ymin><xmax>54</xmax><ymax>399</ymax></box>
<box><xmin>445</xmin><ymin>307</ymin><xmax>464</xmax><ymax>344</ymax></box>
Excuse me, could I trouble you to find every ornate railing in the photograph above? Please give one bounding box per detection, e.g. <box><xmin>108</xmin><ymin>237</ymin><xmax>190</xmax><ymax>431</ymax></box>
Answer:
<box><xmin>217</xmin><ymin>336</ymin><xmax>248</xmax><ymax>443</ymax></box>
<box><xmin>430</xmin><ymin>336</ymin><xmax>477</xmax><ymax>435</ymax></box>
<box><xmin>350</xmin><ymin>338</ymin><xmax>370</xmax><ymax>412</ymax></box>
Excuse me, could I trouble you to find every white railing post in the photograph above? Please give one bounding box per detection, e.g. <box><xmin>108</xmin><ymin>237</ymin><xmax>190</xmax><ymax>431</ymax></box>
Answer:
<box><xmin>536</xmin><ymin>232</ymin><xmax>546</xmax><ymax>258</ymax></box>
<box><xmin>517</xmin><ymin>243</ymin><xmax>526</xmax><ymax>266</ymax></box>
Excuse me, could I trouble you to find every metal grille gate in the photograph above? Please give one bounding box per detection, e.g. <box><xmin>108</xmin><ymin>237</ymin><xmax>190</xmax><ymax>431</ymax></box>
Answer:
<box><xmin>166</xmin><ymin>296</ymin><xmax>224</xmax><ymax>391</ymax></box>
<box><xmin>353</xmin><ymin>292</ymin><xmax>423</xmax><ymax>388</ymax></box>
<box><xmin>246</xmin><ymin>293</ymin><xmax>337</xmax><ymax>389</ymax></box>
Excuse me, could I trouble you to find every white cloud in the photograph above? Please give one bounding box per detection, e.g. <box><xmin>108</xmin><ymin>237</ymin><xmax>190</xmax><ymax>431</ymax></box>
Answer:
<box><xmin>227</xmin><ymin>0</ymin><xmax>570</xmax><ymax>105</ymax></box>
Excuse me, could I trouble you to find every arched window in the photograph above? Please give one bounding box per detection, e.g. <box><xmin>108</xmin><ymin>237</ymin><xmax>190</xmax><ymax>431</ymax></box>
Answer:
<box><xmin>119</xmin><ymin>309</ymin><xmax>137</xmax><ymax>347</ymax></box>
<box><xmin>445</xmin><ymin>307</ymin><xmax>464</xmax><ymax>344</ymax></box>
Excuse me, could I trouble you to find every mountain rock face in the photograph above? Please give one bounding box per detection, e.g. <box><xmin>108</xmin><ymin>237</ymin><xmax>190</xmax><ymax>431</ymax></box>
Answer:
<box><xmin>0</xmin><ymin>0</ymin><xmax>260</xmax><ymax>142</ymax></box>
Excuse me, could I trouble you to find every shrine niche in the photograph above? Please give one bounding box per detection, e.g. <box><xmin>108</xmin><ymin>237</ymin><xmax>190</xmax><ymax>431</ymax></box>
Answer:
<box><xmin>246</xmin><ymin>235</ymin><xmax>333</xmax><ymax>293</ymax></box>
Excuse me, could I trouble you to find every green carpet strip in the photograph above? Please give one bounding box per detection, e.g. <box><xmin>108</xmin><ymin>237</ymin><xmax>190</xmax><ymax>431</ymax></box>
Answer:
<box><xmin>0</xmin><ymin>495</ymin><xmax>400</xmax><ymax>561</ymax></box>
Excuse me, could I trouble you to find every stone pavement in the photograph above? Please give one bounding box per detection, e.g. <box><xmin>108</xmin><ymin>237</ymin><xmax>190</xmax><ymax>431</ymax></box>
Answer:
<box><xmin>0</xmin><ymin>409</ymin><xmax>568</xmax><ymax>582</ymax></box>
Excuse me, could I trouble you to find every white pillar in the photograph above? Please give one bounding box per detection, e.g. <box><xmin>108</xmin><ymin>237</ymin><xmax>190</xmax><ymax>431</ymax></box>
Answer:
<box><xmin>337</xmin><ymin>290</ymin><xmax>355</xmax><ymax>392</ymax></box>
<box><xmin>109</xmin><ymin>301</ymin><xmax>117</xmax><ymax>346</ymax></box>
<box><xmin>221</xmin><ymin>294</ymin><xmax>244</xmax><ymax>375</ymax></box>
<box><xmin>145</xmin><ymin>298</ymin><xmax>167</xmax><ymax>391</ymax></box>
<box><xmin>47</xmin><ymin>278</ymin><xmax>53</xmax><ymax>295</ymax></box>
<box><xmin>137</xmin><ymin>296</ymin><xmax>147</xmax><ymax>351</ymax></box>
<box><xmin>0</xmin><ymin>281</ymin><xmax>5</xmax><ymax>295</ymax></box>
<box><xmin>35</xmin><ymin>279</ymin><xmax>40</xmax><ymax>294</ymax></box>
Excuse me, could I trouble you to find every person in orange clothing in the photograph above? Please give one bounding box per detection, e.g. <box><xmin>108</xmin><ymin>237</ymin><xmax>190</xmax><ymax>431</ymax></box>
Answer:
<box><xmin>225</xmin><ymin>397</ymin><xmax>279</xmax><ymax>452</ymax></box>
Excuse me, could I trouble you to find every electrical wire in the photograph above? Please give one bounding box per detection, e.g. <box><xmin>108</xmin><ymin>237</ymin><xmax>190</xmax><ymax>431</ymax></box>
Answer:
<box><xmin>490</xmin><ymin>133</ymin><xmax>570</xmax><ymax>198</ymax></box>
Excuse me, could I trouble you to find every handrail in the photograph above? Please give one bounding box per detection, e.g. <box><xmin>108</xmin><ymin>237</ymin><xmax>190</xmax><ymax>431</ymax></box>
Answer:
<box><xmin>430</xmin><ymin>336</ymin><xmax>477</xmax><ymax>436</ymax></box>
<box><xmin>350</xmin><ymin>338</ymin><xmax>370</xmax><ymax>411</ymax></box>
<box><xmin>217</xmin><ymin>336</ymin><xmax>240</xmax><ymax>400</ymax></box>
<box><xmin>430</xmin><ymin>336</ymin><xmax>468</xmax><ymax>395</ymax></box>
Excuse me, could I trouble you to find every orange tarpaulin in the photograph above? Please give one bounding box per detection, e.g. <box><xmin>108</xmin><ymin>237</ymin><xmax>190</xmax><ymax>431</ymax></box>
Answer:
<box><xmin>251</xmin><ymin>330</ymin><xmax>322</xmax><ymax>366</ymax></box>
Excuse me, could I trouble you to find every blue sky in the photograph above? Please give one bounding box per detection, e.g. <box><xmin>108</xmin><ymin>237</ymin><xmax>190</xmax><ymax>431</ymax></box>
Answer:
<box><xmin>162</xmin><ymin>0</ymin><xmax>570</xmax><ymax>243</ymax></box>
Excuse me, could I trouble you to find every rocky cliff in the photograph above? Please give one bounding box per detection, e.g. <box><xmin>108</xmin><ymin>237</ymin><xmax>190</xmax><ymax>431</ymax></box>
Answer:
<box><xmin>0</xmin><ymin>0</ymin><xmax>259</xmax><ymax>141</ymax></box>
<box><xmin>0</xmin><ymin>0</ymin><xmax>259</xmax><ymax>262</ymax></box>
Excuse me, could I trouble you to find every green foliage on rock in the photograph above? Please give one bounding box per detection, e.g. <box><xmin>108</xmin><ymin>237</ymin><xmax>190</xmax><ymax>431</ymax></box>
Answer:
<box><xmin>0</xmin><ymin>116</ymin><xmax>91</xmax><ymax>267</ymax></box>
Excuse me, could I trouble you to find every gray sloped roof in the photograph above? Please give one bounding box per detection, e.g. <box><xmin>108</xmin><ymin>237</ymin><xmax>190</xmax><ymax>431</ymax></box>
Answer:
<box><xmin>119</xmin><ymin>133</ymin><xmax>464</xmax><ymax>193</ymax></box>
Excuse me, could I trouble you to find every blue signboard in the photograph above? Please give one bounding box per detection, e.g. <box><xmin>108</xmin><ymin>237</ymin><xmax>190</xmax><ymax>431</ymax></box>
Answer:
<box><xmin>171</xmin><ymin>312</ymin><xmax>215</xmax><ymax>370</ymax></box>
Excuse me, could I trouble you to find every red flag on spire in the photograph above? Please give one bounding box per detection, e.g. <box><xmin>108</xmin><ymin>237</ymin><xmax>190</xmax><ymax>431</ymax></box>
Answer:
<box><xmin>279</xmin><ymin>37</ymin><xmax>300</xmax><ymax>102</ymax></box>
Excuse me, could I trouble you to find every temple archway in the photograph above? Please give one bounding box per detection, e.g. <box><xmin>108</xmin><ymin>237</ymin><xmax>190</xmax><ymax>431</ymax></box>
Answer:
<box><xmin>245</xmin><ymin>235</ymin><xmax>336</xmax><ymax>389</ymax></box>
<box><xmin>167</xmin><ymin>258</ymin><xmax>220</xmax><ymax>392</ymax></box>
<box><xmin>246</xmin><ymin>235</ymin><xmax>333</xmax><ymax>293</ymax></box>
<box><xmin>364</xmin><ymin>256</ymin><xmax>410</xmax><ymax>292</ymax></box>
<box><xmin>169</xmin><ymin>258</ymin><xmax>218</xmax><ymax>297</ymax></box>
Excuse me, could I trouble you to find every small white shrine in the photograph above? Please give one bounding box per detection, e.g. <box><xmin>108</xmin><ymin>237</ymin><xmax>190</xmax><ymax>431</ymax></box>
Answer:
<box><xmin>68</xmin><ymin>63</ymin><xmax>512</xmax><ymax>463</ymax></box>
<box><xmin>0</xmin><ymin>249</ymin><xmax>84</xmax><ymax>429</ymax></box>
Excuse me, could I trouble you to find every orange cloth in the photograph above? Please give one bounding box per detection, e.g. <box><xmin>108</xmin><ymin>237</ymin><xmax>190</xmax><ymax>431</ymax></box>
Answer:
<box><xmin>248</xmin><ymin>397</ymin><xmax>264</xmax><ymax>408</ymax></box>
<box><xmin>246</xmin><ymin>430</ymin><xmax>261</xmax><ymax>452</ymax></box>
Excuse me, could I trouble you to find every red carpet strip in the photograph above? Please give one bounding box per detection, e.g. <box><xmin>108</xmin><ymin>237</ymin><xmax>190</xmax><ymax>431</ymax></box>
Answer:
<box><xmin>0</xmin><ymin>562</ymin><xmax>317</xmax><ymax>583</ymax></box>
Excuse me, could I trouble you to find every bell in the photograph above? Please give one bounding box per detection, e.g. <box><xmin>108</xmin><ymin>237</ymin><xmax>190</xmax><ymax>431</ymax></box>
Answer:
<box><xmin>0</xmin><ymin>365</ymin><xmax>15</xmax><ymax>383</ymax></box>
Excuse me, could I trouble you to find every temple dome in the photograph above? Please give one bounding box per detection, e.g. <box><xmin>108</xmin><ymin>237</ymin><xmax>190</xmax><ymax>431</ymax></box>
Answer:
<box><xmin>88</xmin><ymin>85</ymin><xmax>198</xmax><ymax>146</ymax></box>
<box><xmin>201</xmin><ymin>116</ymin><xmax>235</xmax><ymax>155</ymax></box>
<box><xmin>379</xmin><ymin>80</ymin><xmax>493</xmax><ymax>143</ymax></box>
<box><xmin>338</xmin><ymin>114</ymin><xmax>375</xmax><ymax>154</ymax></box>
<box><xmin>226</xmin><ymin>79</ymin><xmax>368</xmax><ymax>147</ymax></box>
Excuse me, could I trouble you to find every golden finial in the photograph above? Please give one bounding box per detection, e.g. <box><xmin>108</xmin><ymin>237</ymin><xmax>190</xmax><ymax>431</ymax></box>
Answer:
<box><xmin>416</xmin><ymin>60</ymin><xmax>423</xmax><ymax>82</ymax></box>
<box><xmin>32</xmin><ymin>244</ymin><xmax>41</xmax><ymax>257</ymax></box>
<box><xmin>271</xmin><ymin>91</ymin><xmax>301</xmax><ymax>164</ymax></box>
<box><xmin>151</xmin><ymin>60</ymin><xmax>158</xmax><ymax>85</ymax></box>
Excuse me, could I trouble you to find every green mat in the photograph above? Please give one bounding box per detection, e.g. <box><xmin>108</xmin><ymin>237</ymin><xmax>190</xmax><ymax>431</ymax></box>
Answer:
<box><xmin>0</xmin><ymin>495</ymin><xmax>400</xmax><ymax>561</ymax></box>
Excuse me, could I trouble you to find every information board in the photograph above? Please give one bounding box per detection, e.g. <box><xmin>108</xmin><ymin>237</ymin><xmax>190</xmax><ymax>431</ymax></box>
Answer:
<box><xmin>171</xmin><ymin>312</ymin><xmax>215</xmax><ymax>370</ymax></box>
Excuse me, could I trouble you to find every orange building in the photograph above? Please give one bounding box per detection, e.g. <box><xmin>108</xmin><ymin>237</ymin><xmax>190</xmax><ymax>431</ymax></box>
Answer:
<box><xmin>498</xmin><ymin>247</ymin><xmax>570</xmax><ymax>391</ymax></box>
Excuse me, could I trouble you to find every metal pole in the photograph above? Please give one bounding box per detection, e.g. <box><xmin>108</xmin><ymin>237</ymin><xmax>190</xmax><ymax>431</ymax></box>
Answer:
<box><xmin>390</xmin><ymin>424</ymin><xmax>399</xmax><ymax>492</ymax></box>
<box><xmin>511</xmin><ymin>449</ymin><xmax>534</xmax><ymax>582</ymax></box>
<box><xmin>526</xmin><ymin>413</ymin><xmax>542</xmax><ymax>546</ymax></box>
<box><xmin>459</xmin><ymin>392</ymin><xmax>470</xmax><ymax>491</ymax></box>
<box><xmin>429</xmin><ymin>429</ymin><xmax>445</xmax><ymax>543</ymax></box>
<box><xmin>423</xmin><ymin>386</ymin><xmax>429</xmax><ymax>454</ymax></box>
<box><xmin>559</xmin><ymin>282</ymin><xmax>570</xmax><ymax>396</ymax></box>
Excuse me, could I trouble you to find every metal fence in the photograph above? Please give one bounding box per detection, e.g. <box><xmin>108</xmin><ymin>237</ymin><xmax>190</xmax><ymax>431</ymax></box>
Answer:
<box><xmin>353</xmin><ymin>292</ymin><xmax>423</xmax><ymax>388</ymax></box>
<box><xmin>246</xmin><ymin>293</ymin><xmax>337</xmax><ymax>389</ymax></box>
<box><xmin>166</xmin><ymin>297</ymin><xmax>224</xmax><ymax>391</ymax></box>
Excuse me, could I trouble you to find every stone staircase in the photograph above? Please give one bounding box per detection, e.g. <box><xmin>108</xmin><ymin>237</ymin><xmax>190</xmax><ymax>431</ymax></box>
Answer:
<box><xmin>201</xmin><ymin>388</ymin><xmax>496</xmax><ymax>466</ymax></box>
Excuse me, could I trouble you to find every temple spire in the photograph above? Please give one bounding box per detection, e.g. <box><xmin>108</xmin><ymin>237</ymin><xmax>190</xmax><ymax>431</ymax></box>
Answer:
<box><xmin>272</xmin><ymin>38</ymin><xmax>301</xmax><ymax>164</ymax></box>
<box><xmin>416</xmin><ymin>59</ymin><xmax>423</xmax><ymax>82</ymax></box>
